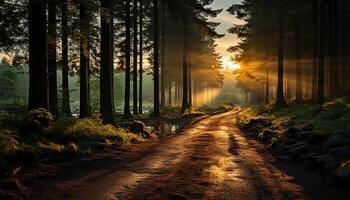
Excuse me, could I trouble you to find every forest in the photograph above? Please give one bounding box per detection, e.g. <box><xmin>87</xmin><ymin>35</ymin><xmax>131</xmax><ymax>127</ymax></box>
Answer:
<box><xmin>0</xmin><ymin>0</ymin><xmax>350</xmax><ymax>199</ymax></box>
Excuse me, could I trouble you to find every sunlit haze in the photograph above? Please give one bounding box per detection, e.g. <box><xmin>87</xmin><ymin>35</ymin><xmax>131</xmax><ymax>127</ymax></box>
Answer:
<box><xmin>211</xmin><ymin>0</ymin><xmax>243</xmax><ymax>68</ymax></box>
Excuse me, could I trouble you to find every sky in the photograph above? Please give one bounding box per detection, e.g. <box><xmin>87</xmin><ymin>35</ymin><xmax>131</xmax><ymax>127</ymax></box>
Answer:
<box><xmin>210</xmin><ymin>0</ymin><xmax>244</xmax><ymax>69</ymax></box>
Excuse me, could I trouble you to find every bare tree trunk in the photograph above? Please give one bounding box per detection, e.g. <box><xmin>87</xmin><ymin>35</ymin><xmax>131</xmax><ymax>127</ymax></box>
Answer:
<box><xmin>312</xmin><ymin>0</ymin><xmax>319</xmax><ymax>103</ymax></box>
<box><xmin>318</xmin><ymin>0</ymin><xmax>325</xmax><ymax>104</ymax></box>
<box><xmin>276</xmin><ymin>4</ymin><xmax>286</xmax><ymax>106</ymax></box>
<box><xmin>28</xmin><ymin>0</ymin><xmax>49</xmax><ymax>110</ymax></box>
<box><xmin>181</xmin><ymin>0</ymin><xmax>189</xmax><ymax>113</ymax></box>
<box><xmin>61</xmin><ymin>0</ymin><xmax>71</xmax><ymax>116</ymax></box>
<box><xmin>79</xmin><ymin>0</ymin><xmax>90</xmax><ymax>118</ymax></box>
<box><xmin>132</xmin><ymin>0</ymin><xmax>138</xmax><ymax>115</ymax></box>
<box><xmin>48</xmin><ymin>0</ymin><xmax>58</xmax><ymax>114</ymax></box>
<box><xmin>100</xmin><ymin>0</ymin><xmax>115</xmax><ymax>124</ymax></box>
<box><xmin>153</xmin><ymin>0</ymin><xmax>160</xmax><ymax>117</ymax></box>
<box><xmin>124</xmin><ymin>0</ymin><xmax>132</xmax><ymax>118</ymax></box>
<box><xmin>295</xmin><ymin>21</ymin><xmax>302</xmax><ymax>103</ymax></box>
<box><xmin>160</xmin><ymin>0</ymin><xmax>166</xmax><ymax>108</ymax></box>
<box><xmin>139</xmin><ymin>0</ymin><xmax>143</xmax><ymax>114</ymax></box>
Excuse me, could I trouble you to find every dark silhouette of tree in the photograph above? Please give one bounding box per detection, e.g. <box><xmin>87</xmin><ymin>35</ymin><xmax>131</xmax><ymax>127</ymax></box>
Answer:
<box><xmin>61</xmin><ymin>0</ymin><xmax>72</xmax><ymax>116</ymax></box>
<box><xmin>153</xmin><ymin>0</ymin><xmax>160</xmax><ymax>117</ymax></box>
<box><xmin>79</xmin><ymin>0</ymin><xmax>91</xmax><ymax>118</ymax></box>
<box><xmin>100</xmin><ymin>0</ymin><xmax>115</xmax><ymax>124</ymax></box>
<box><xmin>317</xmin><ymin>0</ymin><xmax>325</xmax><ymax>104</ymax></box>
<box><xmin>276</xmin><ymin>2</ymin><xmax>286</xmax><ymax>107</ymax></box>
<box><xmin>28</xmin><ymin>0</ymin><xmax>49</xmax><ymax>110</ymax></box>
<box><xmin>133</xmin><ymin>0</ymin><xmax>138</xmax><ymax>115</ymax></box>
<box><xmin>124</xmin><ymin>0</ymin><xmax>132</xmax><ymax>118</ymax></box>
<box><xmin>139</xmin><ymin>0</ymin><xmax>143</xmax><ymax>114</ymax></box>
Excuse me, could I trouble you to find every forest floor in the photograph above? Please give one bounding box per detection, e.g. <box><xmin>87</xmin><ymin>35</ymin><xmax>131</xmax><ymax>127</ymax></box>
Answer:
<box><xmin>27</xmin><ymin>110</ymin><xmax>348</xmax><ymax>200</ymax></box>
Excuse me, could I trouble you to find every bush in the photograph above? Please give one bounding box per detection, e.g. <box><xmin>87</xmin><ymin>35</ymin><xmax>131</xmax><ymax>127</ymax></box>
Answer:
<box><xmin>0</xmin><ymin>130</ymin><xmax>19</xmax><ymax>155</ymax></box>
<box><xmin>19</xmin><ymin>108</ymin><xmax>54</xmax><ymax>135</ymax></box>
<box><xmin>48</xmin><ymin>116</ymin><xmax>140</xmax><ymax>147</ymax></box>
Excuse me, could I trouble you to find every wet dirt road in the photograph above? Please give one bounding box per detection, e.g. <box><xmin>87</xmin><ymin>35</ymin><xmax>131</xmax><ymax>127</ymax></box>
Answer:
<box><xmin>33</xmin><ymin>111</ymin><xmax>317</xmax><ymax>200</ymax></box>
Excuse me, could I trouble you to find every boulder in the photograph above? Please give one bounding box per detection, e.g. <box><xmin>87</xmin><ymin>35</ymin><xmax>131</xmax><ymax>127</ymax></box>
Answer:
<box><xmin>66</xmin><ymin>143</ymin><xmax>78</xmax><ymax>158</ymax></box>
<box><xmin>129</xmin><ymin>121</ymin><xmax>151</xmax><ymax>138</ymax></box>
<box><xmin>19</xmin><ymin>120</ymin><xmax>44</xmax><ymax>135</ymax></box>
<box><xmin>329</xmin><ymin>146</ymin><xmax>350</xmax><ymax>157</ymax></box>
<box><xmin>308</xmin><ymin>132</ymin><xmax>328</xmax><ymax>145</ymax></box>
<box><xmin>300</xmin><ymin>123</ymin><xmax>314</xmax><ymax>131</ymax></box>
<box><xmin>333</xmin><ymin>160</ymin><xmax>350</xmax><ymax>184</ymax></box>
<box><xmin>258</xmin><ymin>129</ymin><xmax>274</xmax><ymax>142</ymax></box>
<box><xmin>249</xmin><ymin>118</ymin><xmax>272</xmax><ymax>127</ymax></box>
<box><xmin>289</xmin><ymin>131</ymin><xmax>310</xmax><ymax>141</ymax></box>
<box><xmin>286</xmin><ymin>127</ymin><xmax>302</xmax><ymax>135</ymax></box>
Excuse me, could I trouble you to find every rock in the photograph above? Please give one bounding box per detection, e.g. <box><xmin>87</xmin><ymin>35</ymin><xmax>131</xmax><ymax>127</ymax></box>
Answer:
<box><xmin>308</xmin><ymin>132</ymin><xmax>328</xmax><ymax>145</ymax></box>
<box><xmin>286</xmin><ymin>127</ymin><xmax>302</xmax><ymax>134</ymax></box>
<box><xmin>289</xmin><ymin>131</ymin><xmax>311</xmax><ymax>141</ymax></box>
<box><xmin>300</xmin><ymin>123</ymin><xmax>314</xmax><ymax>131</ymax></box>
<box><xmin>0</xmin><ymin>178</ymin><xmax>27</xmax><ymax>193</ymax></box>
<box><xmin>308</xmin><ymin>155</ymin><xmax>335</xmax><ymax>171</ymax></box>
<box><xmin>129</xmin><ymin>121</ymin><xmax>151</xmax><ymax>138</ymax></box>
<box><xmin>329</xmin><ymin>146</ymin><xmax>350</xmax><ymax>157</ymax></box>
<box><xmin>19</xmin><ymin>120</ymin><xmax>44</xmax><ymax>135</ymax></box>
<box><xmin>168</xmin><ymin>193</ymin><xmax>188</xmax><ymax>200</ymax></box>
<box><xmin>66</xmin><ymin>143</ymin><xmax>78</xmax><ymax>158</ymax></box>
<box><xmin>129</xmin><ymin>121</ymin><xmax>145</xmax><ymax>133</ymax></box>
<box><xmin>0</xmin><ymin>157</ymin><xmax>11</xmax><ymax>175</ymax></box>
<box><xmin>333</xmin><ymin>160</ymin><xmax>350</xmax><ymax>184</ymax></box>
<box><xmin>249</xmin><ymin>118</ymin><xmax>272</xmax><ymax>127</ymax></box>
<box><xmin>258</xmin><ymin>129</ymin><xmax>274</xmax><ymax>142</ymax></box>
<box><xmin>91</xmin><ymin>142</ymin><xmax>108</xmax><ymax>151</ymax></box>
<box><xmin>288</xmin><ymin>142</ymin><xmax>311</xmax><ymax>159</ymax></box>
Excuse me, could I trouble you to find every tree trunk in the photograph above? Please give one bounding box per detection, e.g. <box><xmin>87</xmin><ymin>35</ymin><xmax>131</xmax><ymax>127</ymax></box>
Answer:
<box><xmin>28</xmin><ymin>0</ymin><xmax>49</xmax><ymax>111</ymax></box>
<box><xmin>329</xmin><ymin>0</ymin><xmax>340</xmax><ymax>98</ymax></box>
<box><xmin>139</xmin><ymin>0</ymin><xmax>143</xmax><ymax>114</ymax></box>
<box><xmin>153</xmin><ymin>0</ymin><xmax>160</xmax><ymax>117</ymax></box>
<box><xmin>48</xmin><ymin>0</ymin><xmax>58</xmax><ymax>115</ymax></box>
<box><xmin>265</xmin><ymin>65</ymin><xmax>270</xmax><ymax>105</ymax></box>
<box><xmin>168</xmin><ymin>80</ymin><xmax>172</xmax><ymax>106</ymax></box>
<box><xmin>181</xmin><ymin>0</ymin><xmax>189</xmax><ymax>113</ymax></box>
<box><xmin>188</xmin><ymin>56</ymin><xmax>192</xmax><ymax>107</ymax></box>
<box><xmin>79</xmin><ymin>0</ymin><xmax>90</xmax><ymax>118</ymax></box>
<box><xmin>61</xmin><ymin>0</ymin><xmax>71</xmax><ymax>116</ymax></box>
<box><xmin>295</xmin><ymin>21</ymin><xmax>302</xmax><ymax>103</ymax></box>
<box><xmin>100</xmin><ymin>0</ymin><xmax>115</xmax><ymax>124</ymax></box>
<box><xmin>160</xmin><ymin>0</ymin><xmax>166</xmax><ymax>108</ymax></box>
<box><xmin>124</xmin><ymin>0</ymin><xmax>132</xmax><ymax>118</ymax></box>
<box><xmin>276</xmin><ymin>4</ymin><xmax>286</xmax><ymax>107</ymax></box>
<box><xmin>312</xmin><ymin>0</ymin><xmax>319</xmax><ymax>103</ymax></box>
<box><xmin>132</xmin><ymin>0</ymin><xmax>138</xmax><ymax>115</ymax></box>
<box><xmin>318</xmin><ymin>0</ymin><xmax>325</xmax><ymax>104</ymax></box>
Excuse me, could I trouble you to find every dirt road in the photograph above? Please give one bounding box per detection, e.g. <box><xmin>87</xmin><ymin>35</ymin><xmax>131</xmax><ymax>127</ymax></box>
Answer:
<box><xmin>32</xmin><ymin>111</ymin><xmax>334</xmax><ymax>200</ymax></box>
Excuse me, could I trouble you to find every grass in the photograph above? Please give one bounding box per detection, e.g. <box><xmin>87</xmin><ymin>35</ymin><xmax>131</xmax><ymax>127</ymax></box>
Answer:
<box><xmin>238</xmin><ymin>97</ymin><xmax>350</xmax><ymax>150</ymax></box>
<box><xmin>0</xmin><ymin>111</ymin><xmax>142</xmax><ymax>173</ymax></box>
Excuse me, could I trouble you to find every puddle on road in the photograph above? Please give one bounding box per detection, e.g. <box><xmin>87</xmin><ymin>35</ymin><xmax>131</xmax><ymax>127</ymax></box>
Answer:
<box><xmin>149</xmin><ymin>123</ymin><xmax>180</xmax><ymax>137</ymax></box>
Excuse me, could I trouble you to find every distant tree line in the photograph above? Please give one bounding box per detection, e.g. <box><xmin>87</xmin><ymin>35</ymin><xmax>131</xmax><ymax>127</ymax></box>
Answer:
<box><xmin>228</xmin><ymin>0</ymin><xmax>350</xmax><ymax>105</ymax></box>
<box><xmin>0</xmin><ymin>0</ymin><xmax>224</xmax><ymax>124</ymax></box>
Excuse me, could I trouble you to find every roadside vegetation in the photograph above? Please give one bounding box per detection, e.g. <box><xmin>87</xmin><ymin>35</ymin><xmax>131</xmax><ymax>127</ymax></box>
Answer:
<box><xmin>238</xmin><ymin>97</ymin><xmax>350</xmax><ymax>185</ymax></box>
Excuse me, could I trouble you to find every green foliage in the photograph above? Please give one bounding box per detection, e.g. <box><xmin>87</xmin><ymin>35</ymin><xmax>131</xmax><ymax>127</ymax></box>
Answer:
<box><xmin>48</xmin><ymin>115</ymin><xmax>141</xmax><ymax>147</ymax></box>
<box><xmin>0</xmin><ymin>130</ymin><xmax>19</xmax><ymax>155</ymax></box>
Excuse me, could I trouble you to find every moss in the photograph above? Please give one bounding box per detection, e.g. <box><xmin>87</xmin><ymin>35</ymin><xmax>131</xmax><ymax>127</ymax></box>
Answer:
<box><xmin>0</xmin><ymin>130</ymin><xmax>19</xmax><ymax>155</ymax></box>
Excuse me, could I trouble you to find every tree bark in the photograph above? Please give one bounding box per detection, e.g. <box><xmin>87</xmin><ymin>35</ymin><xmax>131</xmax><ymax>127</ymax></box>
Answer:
<box><xmin>295</xmin><ymin>21</ymin><xmax>302</xmax><ymax>103</ymax></box>
<box><xmin>317</xmin><ymin>0</ymin><xmax>325</xmax><ymax>104</ymax></box>
<box><xmin>133</xmin><ymin>0</ymin><xmax>138</xmax><ymax>115</ymax></box>
<box><xmin>153</xmin><ymin>0</ymin><xmax>160</xmax><ymax>117</ymax></box>
<box><xmin>124</xmin><ymin>0</ymin><xmax>132</xmax><ymax>118</ymax></box>
<box><xmin>79</xmin><ymin>0</ymin><xmax>90</xmax><ymax>118</ymax></box>
<box><xmin>276</xmin><ymin>4</ymin><xmax>286</xmax><ymax>106</ymax></box>
<box><xmin>139</xmin><ymin>0</ymin><xmax>143</xmax><ymax>114</ymax></box>
<box><xmin>61</xmin><ymin>0</ymin><xmax>71</xmax><ymax>116</ymax></box>
<box><xmin>328</xmin><ymin>0</ymin><xmax>340</xmax><ymax>98</ymax></box>
<box><xmin>160</xmin><ymin>0</ymin><xmax>166</xmax><ymax>108</ymax></box>
<box><xmin>28</xmin><ymin>0</ymin><xmax>49</xmax><ymax>110</ymax></box>
<box><xmin>48</xmin><ymin>0</ymin><xmax>58</xmax><ymax>114</ymax></box>
<box><xmin>312</xmin><ymin>0</ymin><xmax>319</xmax><ymax>103</ymax></box>
<box><xmin>100</xmin><ymin>0</ymin><xmax>115</xmax><ymax>124</ymax></box>
<box><xmin>181</xmin><ymin>0</ymin><xmax>189</xmax><ymax>113</ymax></box>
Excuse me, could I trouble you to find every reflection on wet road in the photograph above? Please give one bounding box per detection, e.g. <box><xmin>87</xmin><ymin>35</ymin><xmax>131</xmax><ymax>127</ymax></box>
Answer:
<box><xmin>35</xmin><ymin>111</ymin><xmax>309</xmax><ymax>200</ymax></box>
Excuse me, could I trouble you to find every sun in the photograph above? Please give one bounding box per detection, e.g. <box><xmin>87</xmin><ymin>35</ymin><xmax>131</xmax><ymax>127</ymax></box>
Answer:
<box><xmin>222</xmin><ymin>57</ymin><xmax>240</xmax><ymax>71</ymax></box>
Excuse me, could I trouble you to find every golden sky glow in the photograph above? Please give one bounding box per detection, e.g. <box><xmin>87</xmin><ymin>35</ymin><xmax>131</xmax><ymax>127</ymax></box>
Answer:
<box><xmin>211</xmin><ymin>0</ymin><xmax>244</xmax><ymax>67</ymax></box>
